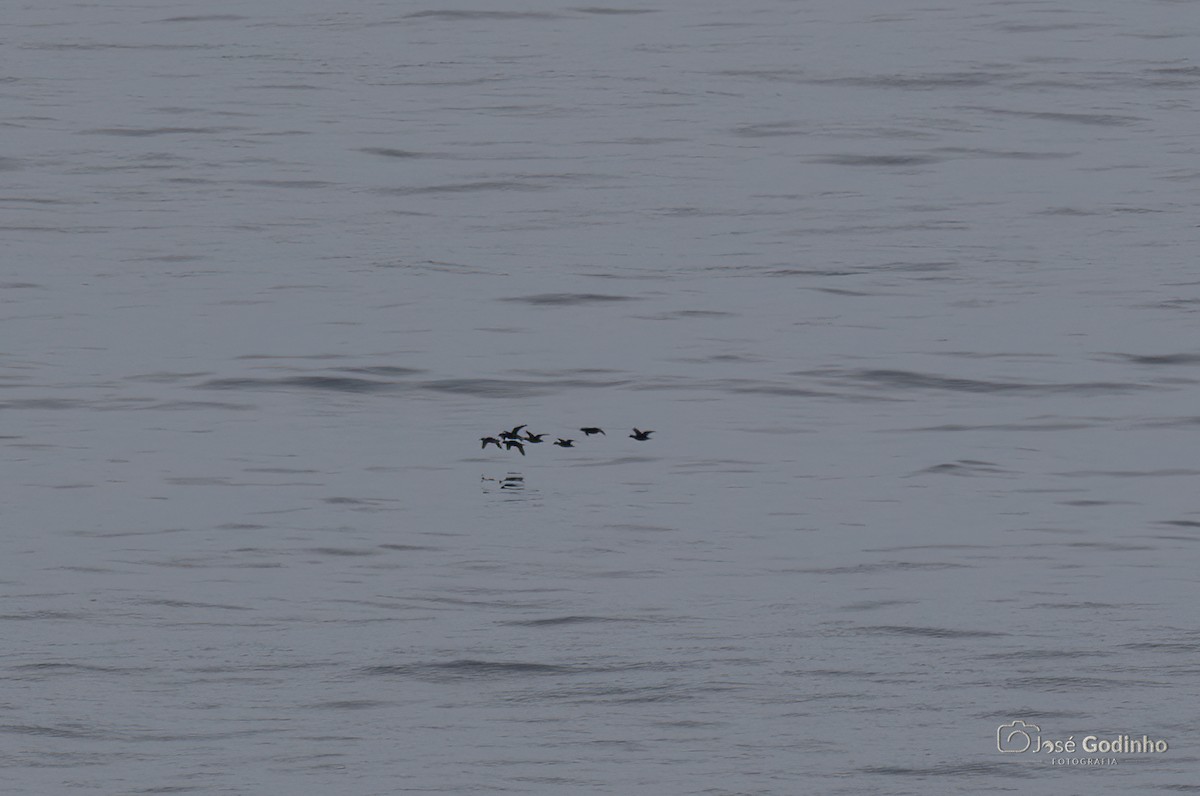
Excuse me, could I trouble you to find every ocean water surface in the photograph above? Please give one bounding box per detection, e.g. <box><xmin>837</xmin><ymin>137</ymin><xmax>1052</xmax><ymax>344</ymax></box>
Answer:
<box><xmin>3</xmin><ymin>0</ymin><xmax>1199</xmax><ymax>792</ymax></box>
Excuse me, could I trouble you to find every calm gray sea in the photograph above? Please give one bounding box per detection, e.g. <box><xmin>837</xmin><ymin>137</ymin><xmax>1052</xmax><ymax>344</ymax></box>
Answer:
<box><xmin>3</xmin><ymin>1</ymin><xmax>1199</xmax><ymax>793</ymax></box>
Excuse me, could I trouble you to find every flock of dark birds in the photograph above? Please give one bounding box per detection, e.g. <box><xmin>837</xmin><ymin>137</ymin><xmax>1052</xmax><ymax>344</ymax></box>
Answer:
<box><xmin>480</xmin><ymin>424</ymin><xmax>654</xmax><ymax>456</ymax></box>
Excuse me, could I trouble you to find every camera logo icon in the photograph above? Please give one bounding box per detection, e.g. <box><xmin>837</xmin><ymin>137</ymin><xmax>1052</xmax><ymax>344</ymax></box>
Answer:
<box><xmin>997</xmin><ymin>720</ymin><xmax>1040</xmax><ymax>753</ymax></box>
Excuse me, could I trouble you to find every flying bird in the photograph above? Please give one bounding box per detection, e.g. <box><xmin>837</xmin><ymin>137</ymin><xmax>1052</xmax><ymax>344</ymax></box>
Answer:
<box><xmin>481</xmin><ymin>436</ymin><xmax>502</xmax><ymax>449</ymax></box>
<box><xmin>630</xmin><ymin>428</ymin><xmax>654</xmax><ymax>441</ymax></box>
<box><xmin>580</xmin><ymin>427</ymin><xmax>605</xmax><ymax>436</ymax></box>
<box><xmin>498</xmin><ymin>424</ymin><xmax>527</xmax><ymax>440</ymax></box>
<box><xmin>503</xmin><ymin>439</ymin><xmax>526</xmax><ymax>456</ymax></box>
<box><xmin>553</xmin><ymin>438</ymin><xmax>574</xmax><ymax>448</ymax></box>
<box><xmin>523</xmin><ymin>432</ymin><xmax>546</xmax><ymax>443</ymax></box>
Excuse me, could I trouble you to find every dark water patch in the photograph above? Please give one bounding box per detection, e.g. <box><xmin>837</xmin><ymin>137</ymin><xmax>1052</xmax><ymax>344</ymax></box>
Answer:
<box><xmin>0</xmin><ymin>611</ymin><xmax>85</xmax><ymax>621</ymax></box>
<box><xmin>0</xmin><ymin>398</ymin><xmax>83</xmax><ymax>410</ymax></box>
<box><xmin>916</xmin><ymin>460</ymin><xmax>1010</xmax><ymax>476</ymax></box>
<box><xmin>166</xmin><ymin>477</ymin><xmax>230</xmax><ymax>488</ymax></box>
<box><xmin>139</xmin><ymin>599</ymin><xmax>251</xmax><ymax>611</ymax></box>
<box><xmin>1111</xmin><ymin>205</ymin><xmax>1166</xmax><ymax>214</ymax></box>
<box><xmin>502</xmin><ymin>292</ymin><xmax>636</xmax><ymax>306</ymax></box>
<box><xmin>1025</xmin><ymin>602</ymin><xmax>1126</xmax><ymax>610</ymax></box>
<box><xmin>966</xmin><ymin>106</ymin><xmax>1142</xmax><ymax>126</ymax></box>
<box><xmin>359</xmin><ymin>147</ymin><xmax>432</xmax><ymax>159</ymax></box>
<box><xmin>187</xmin><ymin>661</ymin><xmax>330</xmax><ymax>674</ymax></box>
<box><xmin>81</xmin><ymin>126</ymin><xmax>236</xmax><ymax>136</ymax></box>
<box><xmin>786</xmin><ymin>561</ymin><xmax>970</xmax><ymax>575</ymax></box>
<box><xmin>994</xmin><ymin>22</ymin><xmax>1095</xmax><ymax>33</ymax></box>
<box><xmin>789</xmin><ymin>668</ymin><xmax>881</xmax><ymax>678</ymax></box>
<box><xmin>811</xmin><ymin>154</ymin><xmax>941</xmax><ymax>167</ymax></box>
<box><xmin>403</xmin><ymin>10</ymin><xmax>562</xmax><ymax>20</ymax></box>
<box><xmin>906</xmin><ymin>421</ymin><xmax>1094</xmax><ymax>431</ymax></box>
<box><xmin>236</xmin><ymin>353</ymin><xmax>347</xmax><ymax>360</ymax></box>
<box><xmin>934</xmin><ymin>147</ymin><xmax>1074</xmax><ymax>160</ymax></box>
<box><xmin>0</xmin><ymin>724</ymin><xmax>104</xmax><ymax>739</ymax></box>
<box><xmin>573</xmin><ymin>7</ymin><xmax>658</xmax><ymax>14</ymax></box>
<box><xmin>337</xmin><ymin>365</ymin><xmax>426</xmax><ymax>377</ymax></box>
<box><xmin>217</xmin><ymin>523</ymin><xmax>268</xmax><ymax>530</ymax></box>
<box><xmin>408</xmin><ymin>594</ymin><xmax>556</xmax><ymax>610</ymax></box>
<box><xmin>309</xmin><ymin>700</ymin><xmax>390</xmax><ymax>710</ymax></box>
<box><xmin>127</xmin><ymin>371</ymin><xmax>211</xmax><ymax>383</ymax></box>
<box><xmin>251</xmin><ymin>83</ymin><xmax>324</xmax><ymax>90</ymax></box>
<box><xmin>719</xmin><ymin>68</ymin><xmax>806</xmax><ymax>83</ymax></box>
<box><xmin>832</xmin><ymin>368</ymin><xmax>1151</xmax><ymax>395</ymax></box>
<box><xmin>1109</xmin><ymin>353</ymin><xmax>1200</xmax><ymax>366</ymax></box>
<box><xmin>584</xmin><ymin>137</ymin><xmax>689</xmax><ymax>147</ymax></box>
<box><xmin>733</xmin><ymin>121</ymin><xmax>807</xmax><ymax>138</ymax></box>
<box><xmin>0</xmin><ymin>282</ymin><xmax>44</xmax><ymax>289</ymax></box>
<box><xmin>874</xmin><ymin>260</ymin><xmax>958</xmax><ymax>273</ymax></box>
<box><xmin>145</xmin><ymin>401</ymin><xmax>255</xmax><ymax>411</ymax></box>
<box><xmin>862</xmin><ymin>762</ymin><xmax>1028</xmax><ymax>777</ymax></box>
<box><xmin>1057</xmin><ymin>469</ymin><xmax>1200</xmax><ymax>478</ymax></box>
<box><xmin>768</xmin><ymin>268</ymin><xmax>859</xmax><ymax>277</ymax></box>
<box><xmin>638</xmin><ymin>309</ymin><xmax>736</xmax><ymax>320</ymax></box>
<box><xmin>840</xmin><ymin>599</ymin><xmax>918</xmax><ymax>611</ymax></box>
<box><xmin>1005</xmin><ymin>676</ymin><xmax>1160</xmax><ymax>690</ymax></box>
<box><xmin>609</xmin><ymin>523</ymin><xmax>676</xmax><ymax>532</ymax></box>
<box><xmin>420</xmin><ymin>378</ymin><xmax>550</xmax><ymax>398</ymax></box>
<box><xmin>379</xmin><ymin>180</ymin><xmax>550</xmax><ymax>195</ymax></box>
<box><xmin>502</xmin><ymin>615</ymin><xmax>630</xmax><ymax>627</ymax></box>
<box><xmin>26</xmin><ymin>42</ymin><xmax>216</xmax><ymax>51</ymax></box>
<box><xmin>1163</xmin><ymin>520</ymin><xmax>1200</xmax><ymax>528</ymax></box>
<box><xmin>1140</xmin><ymin>415</ymin><xmax>1200</xmax><ymax>429</ymax></box>
<box><xmin>1040</xmin><ymin>206</ymin><xmax>1098</xmax><ymax>216</ymax></box>
<box><xmin>570</xmin><ymin>456</ymin><xmax>657</xmax><ymax>467</ymax></box>
<box><xmin>10</xmin><ymin>662</ymin><xmax>150</xmax><ymax>676</ymax></box>
<box><xmin>307</xmin><ymin>547</ymin><xmax>379</xmax><ymax>557</ymax></box>
<box><xmin>323</xmin><ymin>496</ymin><xmax>396</xmax><ymax>506</ymax></box>
<box><xmin>858</xmin><ymin>625</ymin><xmax>1008</xmax><ymax>639</ymax></box>
<box><xmin>983</xmin><ymin>649</ymin><xmax>1112</xmax><ymax>660</ymax></box>
<box><xmin>697</xmin><ymin>379</ymin><xmax>831</xmax><ymax>399</ymax></box>
<box><xmin>508</xmin><ymin>679</ymin><xmax>704</xmax><ymax>705</ymax></box>
<box><xmin>359</xmin><ymin>659</ymin><xmax>578</xmax><ymax>681</ymax></box>
<box><xmin>1038</xmin><ymin>540</ymin><xmax>1156</xmax><ymax>552</ymax></box>
<box><xmin>238</xmin><ymin>179</ymin><xmax>332</xmax><ymax>189</ymax></box>
<box><xmin>154</xmin><ymin>14</ymin><xmax>248</xmax><ymax>22</ymax></box>
<box><xmin>1120</xmin><ymin>642</ymin><xmax>1200</xmax><ymax>653</ymax></box>
<box><xmin>200</xmin><ymin>376</ymin><xmax>397</xmax><ymax>393</ymax></box>
<box><xmin>812</xmin><ymin>71</ymin><xmax>1011</xmax><ymax>89</ymax></box>
<box><xmin>931</xmin><ymin>350</ymin><xmax>1056</xmax><ymax>360</ymax></box>
<box><xmin>0</xmin><ymin>224</ymin><xmax>106</xmax><ymax>233</ymax></box>
<box><xmin>379</xmin><ymin>544</ymin><xmax>439</xmax><ymax>551</ymax></box>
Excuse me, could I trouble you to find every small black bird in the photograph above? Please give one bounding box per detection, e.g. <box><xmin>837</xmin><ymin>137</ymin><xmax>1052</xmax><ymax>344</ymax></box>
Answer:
<box><xmin>553</xmin><ymin>438</ymin><xmax>574</xmax><ymax>447</ymax></box>
<box><xmin>523</xmin><ymin>432</ymin><xmax>546</xmax><ymax>443</ymax></box>
<box><xmin>580</xmin><ymin>427</ymin><xmax>605</xmax><ymax>436</ymax></box>
<box><xmin>498</xmin><ymin>424</ymin><xmax>527</xmax><ymax>441</ymax></box>
<box><xmin>503</xmin><ymin>439</ymin><xmax>526</xmax><ymax>456</ymax></box>
<box><xmin>481</xmin><ymin>436</ymin><xmax>502</xmax><ymax>449</ymax></box>
<box><xmin>630</xmin><ymin>428</ymin><xmax>654</xmax><ymax>441</ymax></box>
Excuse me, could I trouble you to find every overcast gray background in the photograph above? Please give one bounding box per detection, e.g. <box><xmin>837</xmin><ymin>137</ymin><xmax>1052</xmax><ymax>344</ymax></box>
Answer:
<box><xmin>3</xmin><ymin>1</ymin><xmax>1199</xmax><ymax>793</ymax></box>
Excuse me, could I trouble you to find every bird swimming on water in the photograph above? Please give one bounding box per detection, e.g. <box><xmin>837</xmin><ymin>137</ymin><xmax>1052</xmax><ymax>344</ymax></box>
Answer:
<box><xmin>553</xmin><ymin>438</ymin><xmax>574</xmax><ymax>447</ymax></box>
<box><xmin>580</xmin><ymin>427</ymin><xmax>604</xmax><ymax>436</ymax></box>
<box><xmin>630</xmin><ymin>428</ymin><xmax>654</xmax><ymax>440</ymax></box>
<box><xmin>481</xmin><ymin>436</ymin><xmax>502</xmax><ymax>449</ymax></box>
<box><xmin>503</xmin><ymin>439</ymin><xmax>526</xmax><ymax>455</ymax></box>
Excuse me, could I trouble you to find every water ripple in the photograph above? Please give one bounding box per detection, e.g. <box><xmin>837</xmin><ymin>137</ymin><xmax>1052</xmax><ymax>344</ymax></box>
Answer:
<box><xmin>501</xmin><ymin>293</ymin><xmax>636</xmax><ymax>306</ymax></box>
